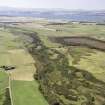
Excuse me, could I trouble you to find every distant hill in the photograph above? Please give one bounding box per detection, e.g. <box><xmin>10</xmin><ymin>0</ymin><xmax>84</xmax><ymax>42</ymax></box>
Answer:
<box><xmin>0</xmin><ymin>7</ymin><xmax>105</xmax><ymax>22</ymax></box>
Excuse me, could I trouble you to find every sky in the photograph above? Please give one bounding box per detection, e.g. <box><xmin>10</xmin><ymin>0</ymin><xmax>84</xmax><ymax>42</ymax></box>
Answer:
<box><xmin>0</xmin><ymin>0</ymin><xmax>104</xmax><ymax>10</ymax></box>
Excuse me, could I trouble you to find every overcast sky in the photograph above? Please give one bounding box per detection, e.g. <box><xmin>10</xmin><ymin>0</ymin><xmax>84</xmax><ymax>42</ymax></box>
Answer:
<box><xmin>0</xmin><ymin>0</ymin><xmax>104</xmax><ymax>10</ymax></box>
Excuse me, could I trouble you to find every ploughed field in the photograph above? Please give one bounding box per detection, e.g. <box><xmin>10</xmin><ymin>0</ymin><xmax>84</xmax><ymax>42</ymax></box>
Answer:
<box><xmin>51</xmin><ymin>36</ymin><xmax>105</xmax><ymax>51</ymax></box>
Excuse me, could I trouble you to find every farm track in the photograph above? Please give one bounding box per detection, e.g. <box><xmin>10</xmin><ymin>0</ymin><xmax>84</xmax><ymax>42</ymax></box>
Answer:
<box><xmin>8</xmin><ymin>74</ymin><xmax>13</xmax><ymax>105</ymax></box>
<box><xmin>50</xmin><ymin>36</ymin><xmax>105</xmax><ymax>51</ymax></box>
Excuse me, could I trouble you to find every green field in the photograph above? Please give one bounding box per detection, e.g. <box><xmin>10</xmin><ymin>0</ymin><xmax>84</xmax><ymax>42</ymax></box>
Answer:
<box><xmin>11</xmin><ymin>80</ymin><xmax>49</xmax><ymax>105</ymax></box>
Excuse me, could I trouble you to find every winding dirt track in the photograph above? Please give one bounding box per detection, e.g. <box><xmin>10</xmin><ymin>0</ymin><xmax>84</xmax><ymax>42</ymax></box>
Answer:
<box><xmin>50</xmin><ymin>36</ymin><xmax>105</xmax><ymax>51</ymax></box>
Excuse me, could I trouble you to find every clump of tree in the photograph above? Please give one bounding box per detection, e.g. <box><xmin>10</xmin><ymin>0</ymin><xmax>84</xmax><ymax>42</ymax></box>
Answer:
<box><xmin>3</xmin><ymin>88</ymin><xmax>11</xmax><ymax>105</ymax></box>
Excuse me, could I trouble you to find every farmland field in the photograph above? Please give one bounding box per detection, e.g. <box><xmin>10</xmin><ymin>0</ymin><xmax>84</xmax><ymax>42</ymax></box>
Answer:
<box><xmin>1</xmin><ymin>17</ymin><xmax>105</xmax><ymax>105</ymax></box>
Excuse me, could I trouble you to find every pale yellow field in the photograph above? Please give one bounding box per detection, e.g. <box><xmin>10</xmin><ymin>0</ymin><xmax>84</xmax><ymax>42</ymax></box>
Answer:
<box><xmin>9</xmin><ymin>64</ymin><xmax>36</xmax><ymax>81</ymax></box>
<box><xmin>0</xmin><ymin>49</ymin><xmax>36</xmax><ymax>81</ymax></box>
<box><xmin>0</xmin><ymin>52</ymin><xmax>11</xmax><ymax>66</ymax></box>
<box><xmin>8</xmin><ymin>49</ymin><xmax>35</xmax><ymax>66</ymax></box>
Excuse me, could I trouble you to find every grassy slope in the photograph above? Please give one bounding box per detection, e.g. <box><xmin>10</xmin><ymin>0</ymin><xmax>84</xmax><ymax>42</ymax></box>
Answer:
<box><xmin>70</xmin><ymin>47</ymin><xmax>105</xmax><ymax>82</ymax></box>
<box><xmin>11</xmin><ymin>80</ymin><xmax>48</xmax><ymax>105</ymax></box>
<box><xmin>0</xmin><ymin>29</ymin><xmax>23</xmax><ymax>50</ymax></box>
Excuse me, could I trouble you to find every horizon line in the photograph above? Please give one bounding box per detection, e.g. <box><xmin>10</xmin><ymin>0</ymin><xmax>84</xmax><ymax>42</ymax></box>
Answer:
<box><xmin>0</xmin><ymin>6</ymin><xmax>105</xmax><ymax>11</ymax></box>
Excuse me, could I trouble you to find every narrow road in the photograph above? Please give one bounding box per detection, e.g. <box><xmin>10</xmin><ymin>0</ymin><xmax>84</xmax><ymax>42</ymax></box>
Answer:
<box><xmin>8</xmin><ymin>73</ymin><xmax>14</xmax><ymax>105</ymax></box>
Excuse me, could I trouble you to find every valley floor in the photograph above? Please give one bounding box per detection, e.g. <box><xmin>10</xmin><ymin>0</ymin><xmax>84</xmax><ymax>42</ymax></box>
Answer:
<box><xmin>1</xmin><ymin>18</ymin><xmax>105</xmax><ymax>105</ymax></box>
